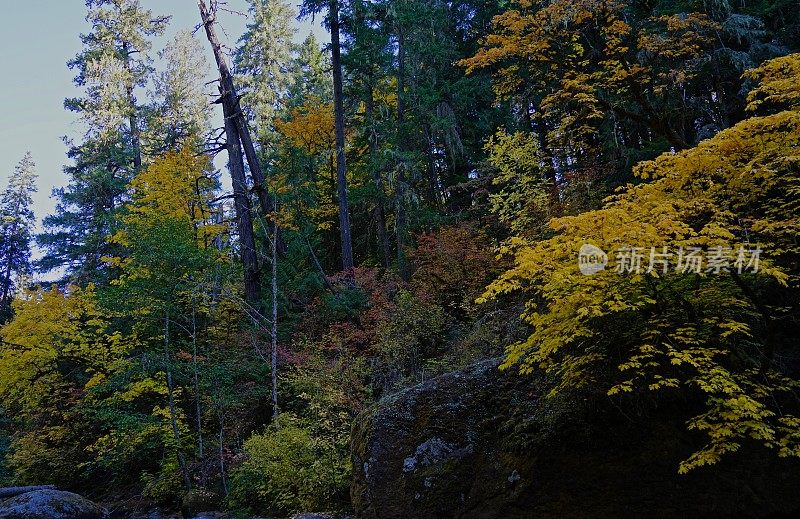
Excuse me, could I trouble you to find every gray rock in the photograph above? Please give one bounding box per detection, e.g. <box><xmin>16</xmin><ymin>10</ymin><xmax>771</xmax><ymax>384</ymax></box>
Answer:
<box><xmin>189</xmin><ymin>513</ymin><xmax>228</xmax><ymax>519</ymax></box>
<box><xmin>0</xmin><ymin>489</ymin><xmax>106</xmax><ymax>519</ymax></box>
<box><xmin>352</xmin><ymin>358</ymin><xmax>800</xmax><ymax>518</ymax></box>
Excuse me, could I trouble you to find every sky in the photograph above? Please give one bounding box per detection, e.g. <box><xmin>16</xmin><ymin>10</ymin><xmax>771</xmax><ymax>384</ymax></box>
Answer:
<box><xmin>0</xmin><ymin>0</ymin><xmax>327</xmax><ymax>263</ymax></box>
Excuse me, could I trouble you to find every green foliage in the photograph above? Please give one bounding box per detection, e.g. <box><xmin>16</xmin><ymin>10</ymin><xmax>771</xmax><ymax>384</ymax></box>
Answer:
<box><xmin>0</xmin><ymin>152</ymin><xmax>38</xmax><ymax>318</ymax></box>
<box><xmin>0</xmin><ymin>410</ymin><xmax>11</xmax><ymax>485</ymax></box>
<box><xmin>7</xmin><ymin>0</ymin><xmax>800</xmax><ymax>507</ymax></box>
<box><xmin>373</xmin><ymin>290</ymin><xmax>448</xmax><ymax>391</ymax></box>
<box><xmin>228</xmin><ymin>414</ymin><xmax>350</xmax><ymax>516</ymax></box>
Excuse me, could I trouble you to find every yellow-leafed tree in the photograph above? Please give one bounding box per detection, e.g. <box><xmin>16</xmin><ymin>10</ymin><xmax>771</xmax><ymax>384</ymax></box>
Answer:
<box><xmin>481</xmin><ymin>54</ymin><xmax>800</xmax><ymax>472</ymax></box>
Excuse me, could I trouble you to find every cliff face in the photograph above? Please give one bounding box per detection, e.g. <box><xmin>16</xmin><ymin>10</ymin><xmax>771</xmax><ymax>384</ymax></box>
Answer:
<box><xmin>351</xmin><ymin>359</ymin><xmax>800</xmax><ymax>518</ymax></box>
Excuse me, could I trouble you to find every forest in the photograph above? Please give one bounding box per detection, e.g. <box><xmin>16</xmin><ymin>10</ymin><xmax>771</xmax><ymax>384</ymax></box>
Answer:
<box><xmin>0</xmin><ymin>0</ymin><xmax>799</xmax><ymax>517</ymax></box>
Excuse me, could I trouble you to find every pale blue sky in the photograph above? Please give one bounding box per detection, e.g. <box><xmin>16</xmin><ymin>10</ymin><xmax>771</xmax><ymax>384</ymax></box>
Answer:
<box><xmin>0</xmin><ymin>1</ymin><xmax>326</xmax><ymax>254</ymax></box>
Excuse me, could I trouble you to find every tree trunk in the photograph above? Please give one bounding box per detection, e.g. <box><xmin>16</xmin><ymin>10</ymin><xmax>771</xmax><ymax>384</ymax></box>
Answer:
<box><xmin>191</xmin><ymin>307</ymin><xmax>203</xmax><ymax>460</ymax></box>
<box><xmin>1</xmin><ymin>227</ymin><xmax>17</xmax><ymax>307</ymax></box>
<box><xmin>395</xmin><ymin>23</ymin><xmax>410</xmax><ymax>280</ymax></box>
<box><xmin>122</xmin><ymin>41</ymin><xmax>142</xmax><ymax>171</ymax></box>
<box><xmin>366</xmin><ymin>86</ymin><xmax>392</xmax><ymax>268</ymax></box>
<box><xmin>222</xmin><ymin>88</ymin><xmax>261</xmax><ymax>305</ymax></box>
<box><xmin>197</xmin><ymin>0</ymin><xmax>272</xmax><ymax>218</ymax></box>
<box><xmin>164</xmin><ymin>313</ymin><xmax>192</xmax><ymax>490</ymax></box>
<box><xmin>330</xmin><ymin>0</ymin><xmax>355</xmax><ymax>273</ymax></box>
<box><xmin>217</xmin><ymin>406</ymin><xmax>228</xmax><ymax>495</ymax></box>
<box><xmin>270</xmin><ymin>223</ymin><xmax>279</xmax><ymax>421</ymax></box>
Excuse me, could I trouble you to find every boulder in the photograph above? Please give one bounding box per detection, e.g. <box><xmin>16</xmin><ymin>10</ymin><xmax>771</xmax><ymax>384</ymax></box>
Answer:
<box><xmin>351</xmin><ymin>358</ymin><xmax>800</xmax><ymax>518</ymax></box>
<box><xmin>0</xmin><ymin>489</ymin><xmax>106</xmax><ymax>519</ymax></box>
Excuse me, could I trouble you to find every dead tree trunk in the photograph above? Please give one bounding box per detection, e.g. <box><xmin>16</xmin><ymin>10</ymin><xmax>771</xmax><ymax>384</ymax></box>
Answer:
<box><xmin>222</xmin><ymin>89</ymin><xmax>261</xmax><ymax>305</ymax></box>
<box><xmin>197</xmin><ymin>0</ymin><xmax>271</xmax><ymax>219</ymax></box>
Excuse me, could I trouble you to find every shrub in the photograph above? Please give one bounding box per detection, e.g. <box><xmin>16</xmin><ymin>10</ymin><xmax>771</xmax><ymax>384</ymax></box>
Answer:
<box><xmin>228</xmin><ymin>414</ymin><xmax>350</xmax><ymax>516</ymax></box>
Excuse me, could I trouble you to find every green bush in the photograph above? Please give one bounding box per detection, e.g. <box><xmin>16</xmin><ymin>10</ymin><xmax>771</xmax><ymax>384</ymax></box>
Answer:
<box><xmin>374</xmin><ymin>290</ymin><xmax>448</xmax><ymax>392</ymax></box>
<box><xmin>228</xmin><ymin>414</ymin><xmax>350</xmax><ymax>517</ymax></box>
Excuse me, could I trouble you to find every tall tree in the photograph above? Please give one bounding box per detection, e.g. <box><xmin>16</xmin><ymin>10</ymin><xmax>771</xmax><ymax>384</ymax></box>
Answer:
<box><xmin>235</xmin><ymin>0</ymin><xmax>297</xmax><ymax>151</ymax></box>
<box><xmin>150</xmin><ymin>30</ymin><xmax>213</xmax><ymax>150</ymax></box>
<box><xmin>66</xmin><ymin>0</ymin><xmax>169</xmax><ymax>169</ymax></box>
<box><xmin>39</xmin><ymin>0</ymin><xmax>168</xmax><ymax>282</ymax></box>
<box><xmin>301</xmin><ymin>0</ymin><xmax>355</xmax><ymax>273</ymax></box>
<box><xmin>0</xmin><ymin>153</ymin><xmax>37</xmax><ymax>314</ymax></box>
<box><xmin>197</xmin><ymin>0</ymin><xmax>267</xmax><ymax>306</ymax></box>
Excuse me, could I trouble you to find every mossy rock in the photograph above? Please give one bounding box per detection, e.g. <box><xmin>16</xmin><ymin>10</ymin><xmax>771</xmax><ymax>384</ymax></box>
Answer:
<box><xmin>351</xmin><ymin>358</ymin><xmax>800</xmax><ymax>518</ymax></box>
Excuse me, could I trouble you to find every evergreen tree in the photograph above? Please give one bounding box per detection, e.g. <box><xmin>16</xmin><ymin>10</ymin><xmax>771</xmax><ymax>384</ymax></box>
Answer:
<box><xmin>0</xmin><ymin>153</ymin><xmax>37</xmax><ymax>315</ymax></box>
<box><xmin>235</xmin><ymin>0</ymin><xmax>297</xmax><ymax>151</ymax></box>
<box><xmin>288</xmin><ymin>33</ymin><xmax>332</xmax><ymax>106</ymax></box>
<box><xmin>66</xmin><ymin>0</ymin><xmax>170</xmax><ymax>168</ymax></box>
<box><xmin>38</xmin><ymin>0</ymin><xmax>169</xmax><ymax>282</ymax></box>
<box><xmin>150</xmin><ymin>30</ymin><xmax>213</xmax><ymax>151</ymax></box>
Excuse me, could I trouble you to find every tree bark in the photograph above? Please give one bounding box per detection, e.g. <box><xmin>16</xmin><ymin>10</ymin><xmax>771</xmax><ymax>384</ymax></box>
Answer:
<box><xmin>366</xmin><ymin>86</ymin><xmax>392</xmax><ymax>268</ymax></box>
<box><xmin>330</xmin><ymin>0</ymin><xmax>355</xmax><ymax>273</ymax></box>
<box><xmin>197</xmin><ymin>0</ymin><xmax>272</xmax><ymax>218</ymax></box>
<box><xmin>270</xmin><ymin>223</ymin><xmax>279</xmax><ymax>421</ymax></box>
<box><xmin>222</xmin><ymin>90</ymin><xmax>261</xmax><ymax>305</ymax></box>
<box><xmin>395</xmin><ymin>22</ymin><xmax>410</xmax><ymax>280</ymax></box>
<box><xmin>164</xmin><ymin>313</ymin><xmax>192</xmax><ymax>490</ymax></box>
<box><xmin>191</xmin><ymin>307</ymin><xmax>203</xmax><ymax>460</ymax></box>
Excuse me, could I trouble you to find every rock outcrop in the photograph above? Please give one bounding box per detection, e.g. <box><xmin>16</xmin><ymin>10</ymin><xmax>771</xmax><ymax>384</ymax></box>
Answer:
<box><xmin>0</xmin><ymin>489</ymin><xmax>106</xmax><ymax>519</ymax></box>
<box><xmin>351</xmin><ymin>358</ymin><xmax>800</xmax><ymax>518</ymax></box>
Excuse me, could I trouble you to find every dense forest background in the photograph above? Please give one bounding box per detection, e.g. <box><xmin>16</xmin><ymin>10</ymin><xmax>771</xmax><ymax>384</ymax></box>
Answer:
<box><xmin>0</xmin><ymin>0</ymin><xmax>799</xmax><ymax>516</ymax></box>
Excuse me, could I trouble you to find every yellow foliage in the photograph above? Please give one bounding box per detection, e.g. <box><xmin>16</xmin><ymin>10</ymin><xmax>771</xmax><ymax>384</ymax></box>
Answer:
<box><xmin>0</xmin><ymin>285</ymin><xmax>130</xmax><ymax>414</ymax></box>
<box><xmin>744</xmin><ymin>53</ymin><xmax>800</xmax><ymax>113</ymax></box>
<box><xmin>275</xmin><ymin>98</ymin><xmax>336</xmax><ymax>155</ymax></box>
<box><xmin>121</xmin><ymin>146</ymin><xmax>224</xmax><ymax>245</ymax></box>
<box><xmin>482</xmin><ymin>54</ymin><xmax>800</xmax><ymax>471</ymax></box>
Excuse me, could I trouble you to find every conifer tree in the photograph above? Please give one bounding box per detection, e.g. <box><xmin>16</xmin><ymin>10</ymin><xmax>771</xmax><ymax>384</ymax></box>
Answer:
<box><xmin>235</xmin><ymin>0</ymin><xmax>297</xmax><ymax>151</ymax></box>
<box><xmin>150</xmin><ymin>30</ymin><xmax>213</xmax><ymax>150</ymax></box>
<box><xmin>0</xmin><ymin>153</ymin><xmax>37</xmax><ymax>315</ymax></box>
<box><xmin>288</xmin><ymin>33</ymin><xmax>332</xmax><ymax>106</ymax></box>
<box><xmin>38</xmin><ymin>0</ymin><xmax>169</xmax><ymax>282</ymax></box>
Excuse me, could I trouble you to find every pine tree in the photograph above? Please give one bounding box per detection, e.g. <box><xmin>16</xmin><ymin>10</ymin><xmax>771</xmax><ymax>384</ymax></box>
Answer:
<box><xmin>39</xmin><ymin>0</ymin><xmax>169</xmax><ymax>282</ymax></box>
<box><xmin>150</xmin><ymin>30</ymin><xmax>213</xmax><ymax>150</ymax></box>
<box><xmin>235</xmin><ymin>0</ymin><xmax>297</xmax><ymax>151</ymax></box>
<box><xmin>0</xmin><ymin>153</ymin><xmax>37</xmax><ymax>315</ymax></box>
